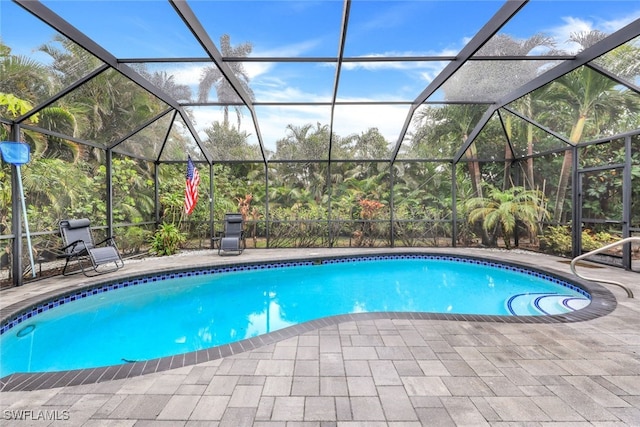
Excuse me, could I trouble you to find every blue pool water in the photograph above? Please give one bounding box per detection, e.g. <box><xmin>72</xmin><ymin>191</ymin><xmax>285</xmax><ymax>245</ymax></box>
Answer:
<box><xmin>0</xmin><ymin>257</ymin><xmax>590</xmax><ymax>377</ymax></box>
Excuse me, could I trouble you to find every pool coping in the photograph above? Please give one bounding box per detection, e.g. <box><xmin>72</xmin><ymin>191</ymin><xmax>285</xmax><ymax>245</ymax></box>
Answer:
<box><xmin>0</xmin><ymin>251</ymin><xmax>617</xmax><ymax>392</ymax></box>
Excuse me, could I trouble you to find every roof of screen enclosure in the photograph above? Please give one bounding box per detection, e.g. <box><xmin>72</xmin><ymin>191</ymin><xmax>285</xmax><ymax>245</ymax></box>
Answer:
<box><xmin>3</xmin><ymin>0</ymin><xmax>640</xmax><ymax>166</ymax></box>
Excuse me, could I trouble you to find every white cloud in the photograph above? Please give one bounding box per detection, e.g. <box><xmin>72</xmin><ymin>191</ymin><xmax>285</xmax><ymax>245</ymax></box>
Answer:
<box><xmin>332</xmin><ymin>104</ymin><xmax>410</xmax><ymax>144</ymax></box>
<box><xmin>171</xmin><ymin>7</ymin><xmax>640</xmax><ymax>155</ymax></box>
<box><xmin>600</xmin><ymin>12</ymin><xmax>640</xmax><ymax>33</ymax></box>
<box><xmin>340</xmin><ymin>58</ymin><xmax>450</xmax><ymax>74</ymax></box>
<box><xmin>243</xmin><ymin>62</ymin><xmax>275</xmax><ymax>81</ymax></box>
<box><xmin>169</xmin><ymin>64</ymin><xmax>207</xmax><ymax>87</ymax></box>
<box><xmin>253</xmin><ymin>39</ymin><xmax>323</xmax><ymax>58</ymax></box>
<box><xmin>191</xmin><ymin>107</ymin><xmax>225</xmax><ymax>135</ymax></box>
<box><xmin>548</xmin><ymin>17</ymin><xmax>595</xmax><ymax>54</ymax></box>
<box><xmin>545</xmin><ymin>10</ymin><xmax>640</xmax><ymax>54</ymax></box>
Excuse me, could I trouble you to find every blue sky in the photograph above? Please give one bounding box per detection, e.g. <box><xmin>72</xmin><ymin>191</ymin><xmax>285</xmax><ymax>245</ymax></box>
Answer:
<box><xmin>2</xmin><ymin>0</ymin><xmax>639</xmax><ymax>150</ymax></box>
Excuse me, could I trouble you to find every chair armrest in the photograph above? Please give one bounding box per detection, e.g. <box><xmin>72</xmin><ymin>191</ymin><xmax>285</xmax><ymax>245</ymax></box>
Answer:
<box><xmin>58</xmin><ymin>239</ymin><xmax>86</xmax><ymax>257</ymax></box>
<box><xmin>95</xmin><ymin>236</ymin><xmax>117</xmax><ymax>247</ymax></box>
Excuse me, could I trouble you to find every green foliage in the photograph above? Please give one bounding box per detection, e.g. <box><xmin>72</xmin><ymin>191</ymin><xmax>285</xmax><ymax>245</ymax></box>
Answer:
<box><xmin>394</xmin><ymin>205</ymin><xmax>452</xmax><ymax>247</ymax></box>
<box><xmin>539</xmin><ymin>226</ymin><xmax>573</xmax><ymax>255</ymax></box>
<box><xmin>119</xmin><ymin>226</ymin><xmax>151</xmax><ymax>255</ymax></box>
<box><xmin>99</xmin><ymin>157</ymin><xmax>154</xmax><ymax>224</ymax></box>
<box><xmin>149</xmin><ymin>223</ymin><xmax>186</xmax><ymax>256</ymax></box>
<box><xmin>465</xmin><ymin>185</ymin><xmax>548</xmax><ymax>249</ymax></box>
<box><xmin>540</xmin><ymin>226</ymin><xmax>618</xmax><ymax>255</ymax></box>
<box><xmin>203</xmin><ymin>121</ymin><xmax>260</xmax><ymax>160</ymax></box>
<box><xmin>1</xmin><ymin>33</ymin><xmax>638</xmax><ymax>260</ymax></box>
<box><xmin>159</xmin><ymin>192</ymin><xmax>185</xmax><ymax>225</ymax></box>
<box><xmin>582</xmin><ymin>230</ymin><xmax>617</xmax><ymax>252</ymax></box>
<box><xmin>0</xmin><ymin>93</ymin><xmax>37</xmax><ymax>119</ymax></box>
<box><xmin>213</xmin><ymin>163</ymin><xmax>260</xmax><ymax>219</ymax></box>
<box><xmin>268</xmin><ymin>205</ymin><xmax>329</xmax><ymax>248</ymax></box>
<box><xmin>579</xmin><ymin>144</ymin><xmax>640</xmax><ymax>227</ymax></box>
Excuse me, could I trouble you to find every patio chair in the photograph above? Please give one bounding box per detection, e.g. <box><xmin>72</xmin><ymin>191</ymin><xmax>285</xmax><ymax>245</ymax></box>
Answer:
<box><xmin>58</xmin><ymin>218</ymin><xmax>124</xmax><ymax>276</ymax></box>
<box><xmin>218</xmin><ymin>213</ymin><xmax>245</xmax><ymax>256</ymax></box>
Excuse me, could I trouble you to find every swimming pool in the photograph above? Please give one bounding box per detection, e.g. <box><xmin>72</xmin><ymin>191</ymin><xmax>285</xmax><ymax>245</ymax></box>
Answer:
<box><xmin>0</xmin><ymin>253</ymin><xmax>612</xmax><ymax>385</ymax></box>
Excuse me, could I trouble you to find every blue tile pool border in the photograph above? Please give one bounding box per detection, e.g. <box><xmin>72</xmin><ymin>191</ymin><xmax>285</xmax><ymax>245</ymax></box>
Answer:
<box><xmin>0</xmin><ymin>252</ymin><xmax>617</xmax><ymax>392</ymax></box>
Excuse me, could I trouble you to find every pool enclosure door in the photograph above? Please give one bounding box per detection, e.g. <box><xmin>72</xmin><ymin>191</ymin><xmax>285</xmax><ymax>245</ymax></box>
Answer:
<box><xmin>577</xmin><ymin>164</ymin><xmax>633</xmax><ymax>270</ymax></box>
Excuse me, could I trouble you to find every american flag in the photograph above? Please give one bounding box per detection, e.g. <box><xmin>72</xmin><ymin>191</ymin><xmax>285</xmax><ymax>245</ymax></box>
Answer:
<box><xmin>184</xmin><ymin>156</ymin><xmax>200</xmax><ymax>215</ymax></box>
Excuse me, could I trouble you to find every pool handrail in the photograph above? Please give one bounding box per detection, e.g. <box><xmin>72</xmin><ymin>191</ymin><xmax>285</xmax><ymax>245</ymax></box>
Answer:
<box><xmin>570</xmin><ymin>236</ymin><xmax>639</xmax><ymax>298</ymax></box>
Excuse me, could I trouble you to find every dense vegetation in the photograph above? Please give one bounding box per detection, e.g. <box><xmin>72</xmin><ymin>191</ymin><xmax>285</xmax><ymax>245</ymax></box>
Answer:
<box><xmin>1</xmin><ymin>31</ymin><xmax>639</xmax><ymax>278</ymax></box>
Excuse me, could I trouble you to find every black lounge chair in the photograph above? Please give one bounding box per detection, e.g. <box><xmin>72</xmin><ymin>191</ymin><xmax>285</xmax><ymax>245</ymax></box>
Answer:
<box><xmin>218</xmin><ymin>213</ymin><xmax>245</xmax><ymax>256</ymax></box>
<box><xmin>58</xmin><ymin>218</ymin><xmax>124</xmax><ymax>276</ymax></box>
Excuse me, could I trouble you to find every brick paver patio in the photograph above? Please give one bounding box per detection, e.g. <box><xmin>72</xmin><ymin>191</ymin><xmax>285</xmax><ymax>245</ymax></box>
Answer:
<box><xmin>1</xmin><ymin>248</ymin><xmax>639</xmax><ymax>426</ymax></box>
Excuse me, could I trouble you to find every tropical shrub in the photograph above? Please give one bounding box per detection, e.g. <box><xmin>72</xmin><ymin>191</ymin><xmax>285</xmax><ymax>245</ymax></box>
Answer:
<box><xmin>353</xmin><ymin>199</ymin><xmax>385</xmax><ymax>247</ymax></box>
<box><xmin>465</xmin><ymin>185</ymin><xmax>548</xmax><ymax>249</ymax></box>
<box><xmin>149</xmin><ymin>222</ymin><xmax>186</xmax><ymax>256</ymax></box>
<box><xmin>539</xmin><ymin>226</ymin><xmax>618</xmax><ymax>255</ymax></box>
<box><xmin>539</xmin><ymin>226</ymin><xmax>572</xmax><ymax>255</ymax></box>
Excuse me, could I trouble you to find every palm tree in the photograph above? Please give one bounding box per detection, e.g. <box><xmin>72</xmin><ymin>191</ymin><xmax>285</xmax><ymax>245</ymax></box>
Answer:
<box><xmin>412</xmin><ymin>104</ymin><xmax>487</xmax><ymax>195</ymax></box>
<box><xmin>203</xmin><ymin>121</ymin><xmax>258</xmax><ymax>161</ymax></box>
<box><xmin>38</xmin><ymin>36</ymin><xmax>167</xmax><ymax>162</ymax></box>
<box><xmin>506</xmin><ymin>84</ymin><xmax>555</xmax><ymax>190</ymax></box>
<box><xmin>143</xmin><ymin>70</ymin><xmax>192</xmax><ymax>102</ymax></box>
<box><xmin>466</xmin><ymin>185</ymin><xmax>549</xmax><ymax>249</ymax></box>
<box><xmin>548</xmin><ymin>30</ymin><xmax>638</xmax><ymax>222</ymax></box>
<box><xmin>38</xmin><ymin>35</ymin><xmax>102</xmax><ymax>85</ymax></box>
<box><xmin>0</xmin><ymin>43</ymin><xmax>50</xmax><ymax>101</ymax></box>
<box><xmin>343</xmin><ymin>128</ymin><xmax>390</xmax><ymax>159</ymax></box>
<box><xmin>462</xmin><ymin>33</ymin><xmax>558</xmax><ymax>193</ymax></box>
<box><xmin>0</xmin><ymin>44</ymin><xmax>78</xmax><ymax>158</ymax></box>
<box><xmin>275</xmin><ymin>123</ymin><xmax>331</xmax><ymax>203</ymax></box>
<box><xmin>550</xmin><ymin>70</ymin><xmax>626</xmax><ymax>221</ymax></box>
<box><xmin>445</xmin><ymin>33</ymin><xmax>558</xmax><ymax>101</ymax></box>
<box><xmin>198</xmin><ymin>34</ymin><xmax>254</xmax><ymax>129</ymax></box>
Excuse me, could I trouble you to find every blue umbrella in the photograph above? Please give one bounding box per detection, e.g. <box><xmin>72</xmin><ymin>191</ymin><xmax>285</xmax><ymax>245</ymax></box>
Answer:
<box><xmin>0</xmin><ymin>141</ymin><xmax>35</xmax><ymax>277</ymax></box>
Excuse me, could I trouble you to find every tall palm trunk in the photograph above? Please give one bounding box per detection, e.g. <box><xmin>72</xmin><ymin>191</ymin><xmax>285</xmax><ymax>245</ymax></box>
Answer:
<box><xmin>524</xmin><ymin>95</ymin><xmax>535</xmax><ymax>190</ymax></box>
<box><xmin>553</xmin><ymin>114</ymin><xmax>586</xmax><ymax>222</ymax></box>
<box><xmin>526</xmin><ymin>123</ymin><xmax>535</xmax><ymax>190</ymax></box>
<box><xmin>465</xmin><ymin>141</ymin><xmax>483</xmax><ymax>199</ymax></box>
<box><xmin>503</xmin><ymin>115</ymin><xmax>513</xmax><ymax>191</ymax></box>
<box><xmin>464</xmin><ymin>138</ymin><xmax>493</xmax><ymax>245</ymax></box>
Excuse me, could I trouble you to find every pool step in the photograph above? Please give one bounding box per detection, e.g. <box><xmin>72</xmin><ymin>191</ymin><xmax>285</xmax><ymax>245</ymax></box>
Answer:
<box><xmin>506</xmin><ymin>293</ymin><xmax>590</xmax><ymax>316</ymax></box>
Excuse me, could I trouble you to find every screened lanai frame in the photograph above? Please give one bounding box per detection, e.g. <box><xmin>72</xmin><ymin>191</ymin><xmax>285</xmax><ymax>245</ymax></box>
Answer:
<box><xmin>1</xmin><ymin>0</ymin><xmax>639</xmax><ymax>286</ymax></box>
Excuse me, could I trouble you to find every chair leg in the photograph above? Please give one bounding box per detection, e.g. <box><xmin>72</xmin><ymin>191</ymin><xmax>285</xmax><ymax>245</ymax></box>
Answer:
<box><xmin>83</xmin><ymin>258</ymin><xmax>124</xmax><ymax>277</ymax></box>
<box><xmin>62</xmin><ymin>258</ymin><xmax>73</xmax><ymax>276</ymax></box>
<box><xmin>62</xmin><ymin>256</ymin><xmax>82</xmax><ymax>276</ymax></box>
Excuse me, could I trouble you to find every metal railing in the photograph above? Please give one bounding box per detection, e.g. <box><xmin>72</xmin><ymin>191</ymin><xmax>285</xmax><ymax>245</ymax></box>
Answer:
<box><xmin>570</xmin><ymin>237</ymin><xmax>640</xmax><ymax>298</ymax></box>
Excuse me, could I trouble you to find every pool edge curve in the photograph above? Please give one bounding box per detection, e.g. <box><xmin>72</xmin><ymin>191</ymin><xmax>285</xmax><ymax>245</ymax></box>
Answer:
<box><xmin>0</xmin><ymin>251</ymin><xmax>618</xmax><ymax>392</ymax></box>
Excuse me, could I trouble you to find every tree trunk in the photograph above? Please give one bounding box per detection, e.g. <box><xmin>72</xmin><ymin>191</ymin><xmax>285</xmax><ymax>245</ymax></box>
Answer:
<box><xmin>503</xmin><ymin>114</ymin><xmax>513</xmax><ymax>191</ymax></box>
<box><xmin>553</xmin><ymin>148</ymin><xmax>573</xmax><ymax>223</ymax></box>
<box><xmin>503</xmin><ymin>145</ymin><xmax>513</xmax><ymax>191</ymax></box>
<box><xmin>553</xmin><ymin>114</ymin><xmax>585</xmax><ymax>223</ymax></box>
<box><xmin>465</xmin><ymin>144</ymin><xmax>483</xmax><ymax>198</ymax></box>
<box><xmin>464</xmin><ymin>143</ymin><xmax>492</xmax><ymax>245</ymax></box>
<box><xmin>526</xmin><ymin>124</ymin><xmax>534</xmax><ymax>190</ymax></box>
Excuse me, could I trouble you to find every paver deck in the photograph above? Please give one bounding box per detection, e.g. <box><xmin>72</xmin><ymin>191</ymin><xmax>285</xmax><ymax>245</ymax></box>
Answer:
<box><xmin>1</xmin><ymin>247</ymin><xmax>639</xmax><ymax>426</ymax></box>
